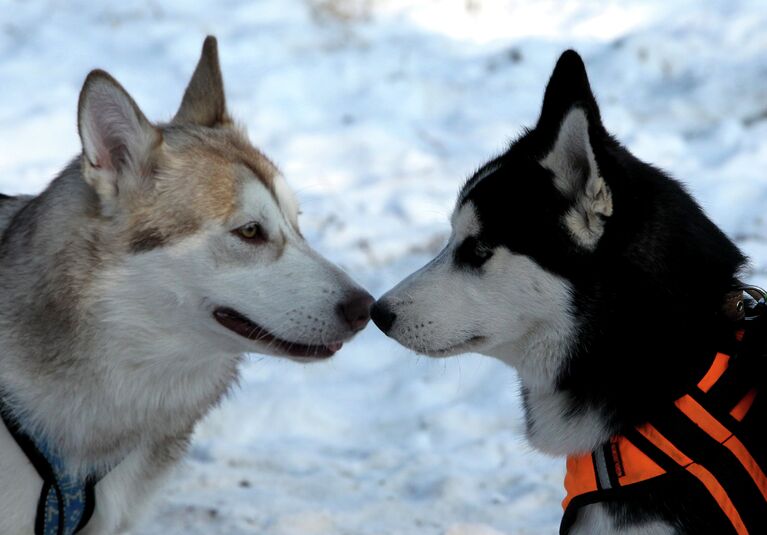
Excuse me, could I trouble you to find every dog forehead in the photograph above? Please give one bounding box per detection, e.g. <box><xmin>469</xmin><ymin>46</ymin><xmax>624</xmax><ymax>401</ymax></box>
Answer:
<box><xmin>458</xmin><ymin>161</ymin><xmax>501</xmax><ymax>207</ymax></box>
<box><xmin>239</xmin><ymin>176</ymin><xmax>298</xmax><ymax>227</ymax></box>
<box><xmin>165</xmin><ymin>123</ymin><xmax>277</xmax><ymax>169</ymax></box>
<box><xmin>271</xmin><ymin>174</ymin><xmax>299</xmax><ymax>228</ymax></box>
<box><xmin>160</xmin><ymin>126</ymin><xmax>288</xmax><ymax>215</ymax></box>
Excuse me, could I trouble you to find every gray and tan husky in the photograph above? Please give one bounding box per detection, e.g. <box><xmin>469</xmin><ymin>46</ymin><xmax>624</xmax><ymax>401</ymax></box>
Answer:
<box><xmin>0</xmin><ymin>36</ymin><xmax>372</xmax><ymax>534</ymax></box>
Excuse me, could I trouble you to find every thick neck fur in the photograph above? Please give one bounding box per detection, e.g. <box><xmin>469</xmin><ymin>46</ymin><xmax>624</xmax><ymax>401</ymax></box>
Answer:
<box><xmin>492</xmin><ymin>317</ymin><xmax>613</xmax><ymax>457</ymax></box>
<box><xmin>0</xmin><ymin>159</ymin><xmax>240</xmax><ymax>476</ymax></box>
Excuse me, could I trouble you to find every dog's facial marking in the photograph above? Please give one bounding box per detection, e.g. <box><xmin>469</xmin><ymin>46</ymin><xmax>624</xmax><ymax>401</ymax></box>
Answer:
<box><xmin>450</xmin><ymin>200</ymin><xmax>481</xmax><ymax>241</ymax></box>
<box><xmin>376</xmin><ymin>196</ymin><xmax>576</xmax><ymax>388</ymax></box>
<box><xmin>541</xmin><ymin>107</ymin><xmax>613</xmax><ymax>250</ymax></box>
<box><xmin>129</xmin><ymin>227</ymin><xmax>166</xmax><ymax>253</ymax></box>
<box><xmin>233</xmin><ymin>133</ymin><xmax>280</xmax><ymax>192</ymax></box>
<box><xmin>118</xmin><ymin>125</ymin><xmax>283</xmax><ymax>255</ymax></box>
<box><xmin>226</xmin><ymin>178</ymin><xmax>290</xmax><ymax>259</ymax></box>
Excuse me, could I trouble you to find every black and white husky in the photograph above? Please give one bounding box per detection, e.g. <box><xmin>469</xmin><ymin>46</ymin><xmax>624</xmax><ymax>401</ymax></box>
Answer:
<box><xmin>372</xmin><ymin>51</ymin><xmax>762</xmax><ymax>534</ymax></box>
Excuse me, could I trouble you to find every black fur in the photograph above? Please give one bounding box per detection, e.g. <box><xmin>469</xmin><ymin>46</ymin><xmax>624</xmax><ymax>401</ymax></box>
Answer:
<box><xmin>459</xmin><ymin>50</ymin><xmax>751</xmax><ymax>532</ymax></box>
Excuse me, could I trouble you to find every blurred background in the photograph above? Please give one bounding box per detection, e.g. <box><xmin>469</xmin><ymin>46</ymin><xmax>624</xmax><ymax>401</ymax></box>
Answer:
<box><xmin>1</xmin><ymin>1</ymin><xmax>766</xmax><ymax>533</ymax></box>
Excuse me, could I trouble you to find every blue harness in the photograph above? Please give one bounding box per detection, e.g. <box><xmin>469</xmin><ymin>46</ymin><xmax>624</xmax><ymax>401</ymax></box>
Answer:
<box><xmin>0</xmin><ymin>402</ymin><xmax>99</xmax><ymax>535</ymax></box>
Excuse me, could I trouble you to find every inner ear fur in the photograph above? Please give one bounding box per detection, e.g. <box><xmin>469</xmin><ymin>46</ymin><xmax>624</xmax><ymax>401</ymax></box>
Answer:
<box><xmin>77</xmin><ymin>70</ymin><xmax>160</xmax><ymax>214</ymax></box>
<box><xmin>541</xmin><ymin>107</ymin><xmax>613</xmax><ymax>250</ymax></box>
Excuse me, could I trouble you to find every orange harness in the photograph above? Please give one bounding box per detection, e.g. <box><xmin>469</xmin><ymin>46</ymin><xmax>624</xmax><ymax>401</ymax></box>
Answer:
<box><xmin>561</xmin><ymin>331</ymin><xmax>766</xmax><ymax>534</ymax></box>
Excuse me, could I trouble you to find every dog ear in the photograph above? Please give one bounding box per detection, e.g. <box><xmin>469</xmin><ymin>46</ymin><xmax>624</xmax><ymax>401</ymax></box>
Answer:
<box><xmin>540</xmin><ymin>106</ymin><xmax>613</xmax><ymax>250</ymax></box>
<box><xmin>537</xmin><ymin>51</ymin><xmax>612</xmax><ymax>250</ymax></box>
<box><xmin>536</xmin><ymin>50</ymin><xmax>601</xmax><ymax>133</ymax></box>
<box><xmin>78</xmin><ymin>70</ymin><xmax>160</xmax><ymax>214</ymax></box>
<box><xmin>172</xmin><ymin>36</ymin><xmax>229</xmax><ymax>127</ymax></box>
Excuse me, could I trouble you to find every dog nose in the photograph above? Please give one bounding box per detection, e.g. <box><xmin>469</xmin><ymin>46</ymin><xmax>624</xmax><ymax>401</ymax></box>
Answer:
<box><xmin>370</xmin><ymin>301</ymin><xmax>397</xmax><ymax>334</ymax></box>
<box><xmin>338</xmin><ymin>292</ymin><xmax>374</xmax><ymax>331</ymax></box>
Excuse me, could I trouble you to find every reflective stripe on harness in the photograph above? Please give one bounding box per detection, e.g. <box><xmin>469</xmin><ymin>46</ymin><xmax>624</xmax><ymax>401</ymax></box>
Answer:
<box><xmin>561</xmin><ymin>341</ymin><xmax>766</xmax><ymax>534</ymax></box>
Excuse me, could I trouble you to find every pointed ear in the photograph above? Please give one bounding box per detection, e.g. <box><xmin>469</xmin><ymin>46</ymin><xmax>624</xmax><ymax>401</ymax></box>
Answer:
<box><xmin>172</xmin><ymin>36</ymin><xmax>229</xmax><ymax>127</ymax></box>
<box><xmin>537</xmin><ymin>50</ymin><xmax>602</xmax><ymax>134</ymax></box>
<box><xmin>540</xmin><ymin>107</ymin><xmax>613</xmax><ymax>250</ymax></box>
<box><xmin>78</xmin><ymin>70</ymin><xmax>160</xmax><ymax>214</ymax></box>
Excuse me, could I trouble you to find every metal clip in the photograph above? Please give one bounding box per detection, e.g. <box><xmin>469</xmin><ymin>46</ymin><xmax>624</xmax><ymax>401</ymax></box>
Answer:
<box><xmin>740</xmin><ymin>286</ymin><xmax>767</xmax><ymax>321</ymax></box>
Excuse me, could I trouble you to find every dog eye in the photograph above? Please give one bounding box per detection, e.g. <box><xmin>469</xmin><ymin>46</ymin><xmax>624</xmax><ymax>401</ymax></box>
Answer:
<box><xmin>456</xmin><ymin>237</ymin><xmax>494</xmax><ymax>268</ymax></box>
<box><xmin>234</xmin><ymin>222</ymin><xmax>266</xmax><ymax>243</ymax></box>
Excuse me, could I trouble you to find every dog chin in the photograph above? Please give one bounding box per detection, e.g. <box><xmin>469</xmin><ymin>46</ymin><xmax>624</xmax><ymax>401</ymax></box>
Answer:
<box><xmin>250</xmin><ymin>341</ymin><xmax>344</xmax><ymax>362</ymax></box>
<box><xmin>409</xmin><ymin>335</ymin><xmax>487</xmax><ymax>358</ymax></box>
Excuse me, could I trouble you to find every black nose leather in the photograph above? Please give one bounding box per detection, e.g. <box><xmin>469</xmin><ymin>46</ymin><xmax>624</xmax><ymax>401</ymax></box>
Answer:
<box><xmin>337</xmin><ymin>292</ymin><xmax>374</xmax><ymax>331</ymax></box>
<box><xmin>370</xmin><ymin>301</ymin><xmax>397</xmax><ymax>334</ymax></box>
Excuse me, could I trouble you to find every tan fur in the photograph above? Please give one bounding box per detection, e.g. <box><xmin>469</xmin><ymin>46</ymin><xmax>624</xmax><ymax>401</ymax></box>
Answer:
<box><xmin>121</xmin><ymin>126</ymin><xmax>280</xmax><ymax>252</ymax></box>
<box><xmin>172</xmin><ymin>36</ymin><xmax>230</xmax><ymax>127</ymax></box>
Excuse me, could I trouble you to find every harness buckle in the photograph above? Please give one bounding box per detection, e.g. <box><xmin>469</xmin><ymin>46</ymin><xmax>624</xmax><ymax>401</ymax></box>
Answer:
<box><xmin>740</xmin><ymin>286</ymin><xmax>767</xmax><ymax>321</ymax></box>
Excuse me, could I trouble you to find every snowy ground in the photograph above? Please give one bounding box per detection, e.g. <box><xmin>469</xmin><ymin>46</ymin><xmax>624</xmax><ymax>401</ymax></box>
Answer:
<box><xmin>1</xmin><ymin>1</ymin><xmax>766</xmax><ymax>533</ymax></box>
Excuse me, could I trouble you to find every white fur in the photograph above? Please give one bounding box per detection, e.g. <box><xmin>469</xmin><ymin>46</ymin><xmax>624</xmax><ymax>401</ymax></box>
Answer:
<box><xmin>540</xmin><ymin>108</ymin><xmax>613</xmax><ymax>250</ymax></box>
<box><xmin>570</xmin><ymin>504</ymin><xmax>674</xmax><ymax>535</ymax></box>
<box><xmin>272</xmin><ymin>173</ymin><xmax>300</xmax><ymax>228</ymax></box>
<box><xmin>450</xmin><ymin>199</ymin><xmax>482</xmax><ymax>239</ymax></box>
<box><xmin>519</xmin><ymin>389</ymin><xmax>609</xmax><ymax>456</ymax></box>
<box><xmin>0</xmin><ymin>423</ymin><xmax>41</xmax><ymax>534</ymax></box>
<box><xmin>80</xmin><ymin>446</ymin><xmax>175</xmax><ymax>534</ymax></box>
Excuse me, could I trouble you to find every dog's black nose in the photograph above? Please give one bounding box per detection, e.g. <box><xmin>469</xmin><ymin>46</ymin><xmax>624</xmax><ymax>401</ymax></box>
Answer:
<box><xmin>338</xmin><ymin>292</ymin><xmax>374</xmax><ymax>331</ymax></box>
<box><xmin>370</xmin><ymin>301</ymin><xmax>396</xmax><ymax>334</ymax></box>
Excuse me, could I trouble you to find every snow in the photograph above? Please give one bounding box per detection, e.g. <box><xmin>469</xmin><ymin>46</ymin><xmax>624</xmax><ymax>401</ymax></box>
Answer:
<box><xmin>1</xmin><ymin>1</ymin><xmax>766</xmax><ymax>533</ymax></box>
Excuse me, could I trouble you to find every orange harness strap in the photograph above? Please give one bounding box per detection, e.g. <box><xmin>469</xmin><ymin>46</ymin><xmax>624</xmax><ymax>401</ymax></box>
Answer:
<box><xmin>561</xmin><ymin>348</ymin><xmax>764</xmax><ymax>534</ymax></box>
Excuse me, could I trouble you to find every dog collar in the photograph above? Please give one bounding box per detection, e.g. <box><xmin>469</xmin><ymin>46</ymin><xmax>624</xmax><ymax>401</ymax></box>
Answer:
<box><xmin>561</xmin><ymin>322</ymin><xmax>767</xmax><ymax>535</ymax></box>
<box><xmin>0</xmin><ymin>401</ymin><xmax>99</xmax><ymax>535</ymax></box>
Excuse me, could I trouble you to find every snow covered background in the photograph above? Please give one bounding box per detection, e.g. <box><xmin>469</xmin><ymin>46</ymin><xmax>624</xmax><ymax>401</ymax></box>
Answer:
<box><xmin>1</xmin><ymin>0</ymin><xmax>766</xmax><ymax>533</ymax></box>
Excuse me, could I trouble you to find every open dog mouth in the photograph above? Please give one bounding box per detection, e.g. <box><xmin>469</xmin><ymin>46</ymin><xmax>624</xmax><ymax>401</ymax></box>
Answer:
<box><xmin>213</xmin><ymin>307</ymin><xmax>342</xmax><ymax>359</ymax></box>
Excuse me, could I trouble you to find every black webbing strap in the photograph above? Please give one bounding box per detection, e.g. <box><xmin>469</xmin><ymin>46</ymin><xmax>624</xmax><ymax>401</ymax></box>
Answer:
<box><xmin>653</xmin><ymin>405</ymin><xmax>767</xmax><ymax>533</ymax></box>
<box><xmin>0</xmin><ymin>399</ymin><xmax>98</xmax><ymax>535</ymax></box>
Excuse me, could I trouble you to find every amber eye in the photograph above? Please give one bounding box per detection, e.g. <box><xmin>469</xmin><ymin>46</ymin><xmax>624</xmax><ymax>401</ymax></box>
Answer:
<box><xmin>234</xmin><ymin>222</ymin><xmax>265</xmax><ymax>243</ymax></box>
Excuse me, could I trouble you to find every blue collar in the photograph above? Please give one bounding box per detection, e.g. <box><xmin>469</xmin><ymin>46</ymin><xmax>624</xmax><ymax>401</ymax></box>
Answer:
<box><xmin>1</xmin><ymin>402</ymin><xmax>99</xmax><ymax>535</ymax></box>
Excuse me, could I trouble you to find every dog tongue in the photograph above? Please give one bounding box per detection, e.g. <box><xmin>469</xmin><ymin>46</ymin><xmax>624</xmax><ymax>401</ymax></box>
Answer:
<box><xmin>327</xmin><ymin>342</ymin><xmax>343</xmax><ymax>352</ymax></box>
